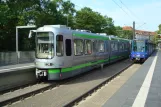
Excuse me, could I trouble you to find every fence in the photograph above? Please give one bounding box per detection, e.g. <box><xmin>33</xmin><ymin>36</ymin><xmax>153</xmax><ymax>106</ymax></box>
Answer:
<box><xmin>0</xmin><ymin>51</ymin><xmax>35</xmax><ymax>66</ymax></box>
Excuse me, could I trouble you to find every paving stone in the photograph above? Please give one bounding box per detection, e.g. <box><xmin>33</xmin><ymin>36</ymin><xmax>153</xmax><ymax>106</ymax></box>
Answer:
<box><xmin>102</xmin><ymin>51</ymin><xmax>157</xmax><ymax>107</ymax></box>
<box><xmin>145</xmin><ymin>50</ymin><xmax>161</xmax><ymax>106</ymax></box>
<box><xmin>77</xmin><ymin>64</ymin><xmax>140</xmax><ymax>107</ymax></box>
<box><xmin>145</xmin><ymin>100</ymin><xmax>161</xmax><ymax>107</ymax></box>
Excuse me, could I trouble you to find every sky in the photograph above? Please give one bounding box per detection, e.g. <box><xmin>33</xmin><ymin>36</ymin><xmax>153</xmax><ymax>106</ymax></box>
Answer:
<box><xmin>70</xmin><ymin>0</ymin><xmax>161</xmax><ymax>32</ymax></box>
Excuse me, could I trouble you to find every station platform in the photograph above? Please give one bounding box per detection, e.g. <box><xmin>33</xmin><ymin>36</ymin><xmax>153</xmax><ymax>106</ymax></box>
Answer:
<box><xmin>0</xmin><ymin>63</ymin><xmax>34</xmax><ymax>73</ymax></box>
<box><xmin>103</xmin><ymin>50</ymin><xmax>161</xmax><ymax>107</ymax></box>
<box><xmin>0</xmin><ymin>62</ymin><xmax>36</xmax><ymax>92</ymax></box>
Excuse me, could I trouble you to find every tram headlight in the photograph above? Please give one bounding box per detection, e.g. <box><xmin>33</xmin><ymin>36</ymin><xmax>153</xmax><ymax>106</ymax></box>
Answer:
<box><xmin>48</xmin><ymin>55</ymin><xmax>52</xmax><ymax>59</ymax></box>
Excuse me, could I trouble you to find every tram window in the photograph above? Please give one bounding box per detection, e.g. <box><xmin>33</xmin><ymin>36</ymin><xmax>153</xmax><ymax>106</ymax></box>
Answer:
<box><xmin>56</xmin><ymin>35</ymin><xmax>64</xmax><ymax>56</ymax></box>
<box><xmin>97</xmin><ymin>40</ymin><xmax>105</xmax><ymax>52</ymax></box>
<box><xmin>124</xmin><ymin>43</ymin><xmax>126</xmax><ymax>51</ymax></box>
<box><xmin>74</xmin><ymin>39</ymin><xmax>84</xmax><ymax>56</ymax></box>
<box><xmin>125</xmin><ymin>43</ymin><xmax>128</xmax><ymax>50</ymax></box>
<box><xmin>122</xmin><ymin>43</ymin><xmax>124</xmax><ymax>51</ymax></box>
<box><xmin>111</xmin><ymin>42</ymin><xmax>114</xmax><ymax>52</ymax></box>
<box><xmin>93</xmin><ymin>41</ymin><xmax>97</xmax><ymax>52</ymax></box>
<box><xmin>85</xmin><ymin>40</ymin><xmax>92</xmax><ymax>55</ymax></box>
<box><xmin>126</xmin><ymin>43</ymin><xmax>129</xmax><ymax>50</ymax></box>
<box><xmin>114</xmin><ymin>42</ymin><xmax>118</xmax><ymax>51</ymax></box>
<box><xmin>106</xmin><ymin>41</ymin><xmax>108</xmax><ymax>52</ymax></box>
<box><xmin>119</xmin><ymin>43</ymin><xmax>123</xmax><ymax>52</ymax></box>
<box><xmin>111</xmin><ymin>42</ymin><xmax>117</xmax><ymax>52</ymax></box>
<box><xmin>65</xmin><ymin>39</ymin><xmax>72</xmax><ymax>56</ymax></box>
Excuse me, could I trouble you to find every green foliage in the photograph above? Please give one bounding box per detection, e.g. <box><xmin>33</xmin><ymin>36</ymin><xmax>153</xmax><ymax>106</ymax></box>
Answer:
<box><xmin>157</xmin><ymin>24</ymin><xmax>161</xmax><ymax>34</ymax></box>
<box><xmin>0</xmin><ymin>0</ymin><xmax>127</xmax><ymax>51</ymax></box>
<box><xmin>122</xmin><ymin>30</ymin><xmax>133</xmax><ymax>39</ymax></box>
<box><xmin>152</xmin><ymin>32</ymin><xmax>158</xmax><ymax>44</ymax></box>
<box><xmin>102</xmin><ymin>16</ymin><xmax>116</xmax><ymax>35</ymax></box>
<box><xmin>156</xmin><ymin>24</ymin><xmax>161</xmax><ymax>44</ymax></box>
<box><xmin>0</xmin><ymin>0</ymin><xmax>76</xmax><ymax>51</ymax></box>
<box><xmin>74</xmin><ymin>7</ymin><xmax>102</xmax><ymax>32</ymax></box>
<box><xmin>74</xmin><ymin>7</ymin><xmax>116</xmax><ymax>34</ymax></box>
<box><xmin>115</xmin><ymin>26</ymin><xmax>133</xmax><ymax>39</ymax></box>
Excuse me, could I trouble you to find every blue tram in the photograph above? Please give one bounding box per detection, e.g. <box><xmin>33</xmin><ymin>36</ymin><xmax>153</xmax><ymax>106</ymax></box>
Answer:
<box><xmin>130</xmin><ymin>39</ymin><xmax>155</xmax><ymax>62</ymax></box>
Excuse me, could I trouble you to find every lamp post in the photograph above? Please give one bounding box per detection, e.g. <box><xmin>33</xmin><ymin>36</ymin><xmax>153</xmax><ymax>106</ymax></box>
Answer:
<box><xmin>16</xmin><ymin>25</ymin><xmax>36</xmax><ymax>63</ymax></box>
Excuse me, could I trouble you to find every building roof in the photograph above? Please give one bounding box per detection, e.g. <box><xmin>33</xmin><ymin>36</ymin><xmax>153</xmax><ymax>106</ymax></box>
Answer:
<box><xmin>122</xmin><ymin>26</ymin><xmax>133</xmax><ymax>30</ymax></box>
<box><xmin>122</xmin><ymin>26</ymin><xmax>156</xmax><ymax>36</ymax></box>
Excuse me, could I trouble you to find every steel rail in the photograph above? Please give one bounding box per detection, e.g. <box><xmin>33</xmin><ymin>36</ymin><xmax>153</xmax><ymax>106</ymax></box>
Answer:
<box><xmin>63</xmin><ymin>63</ymin><xmax>133</xmax><ymax>107</ymax></box>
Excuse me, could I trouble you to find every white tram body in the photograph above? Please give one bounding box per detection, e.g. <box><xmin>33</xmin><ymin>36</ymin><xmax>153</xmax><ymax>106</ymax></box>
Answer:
<box><xmin>29</xmin><ymin>25</ymin><xmax>130</xmax><ymax>80</ymax></box>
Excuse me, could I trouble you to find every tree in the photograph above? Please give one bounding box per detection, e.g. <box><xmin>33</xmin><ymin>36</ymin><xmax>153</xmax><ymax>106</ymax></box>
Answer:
<box><xmin>114</xmin><ymin>26</ymin><xmax>133</xmax><ymax>39</ymax></box>
<box><xmin>1</xmin><ymin>0</ymin><xmax>133</xmax><ymax>51</ymax></box>
<box><xmin>157</xmin><ymin>24</ymin><xmax>161</xmax><ymax>34</ymax></box>
<box><xmin>74</xmin><ymin>7</ymin><xmax>101</xmax><ymax>32</ymax></box>
<box><xmin>102</xmin><ymin>16</ymin><xmax>116</xmax><ymax>35</ymax></box>
<box><xmin>0</xmin><ymin>0</ymin><xmax>18</xmax><ymax>51</ymax></box>
<box><xmin>152</xmin><ymin>32</ymin><xmax>158</xmax><ymax>44</ymax></box>
<box><xmin>122</xmin><ymin>30</ymin><xmax>133</xmax><ymax>39</ymax></box>
<box><xmin>0</xmin><ymin>0</ymin><xmax>76</xmax><ymax>51</ymax></box>
<box><xmin>56</xmin><ymin>0</ymin><xmax>76</xmax><ymax>27</ymax></box>
<box><xmin>155</xmin><ymin>24</ymin><xmax>161</xmax><ymax>44</ymax></box>
<box><xmin>0</xmin><ymin>0</ymin><xmax>42</xmax><ymax>51</ymax></box>
<box><xmin>74</xmin><ymin>7</ymin><xmax>116</xmax><ymax>34</ymax></box>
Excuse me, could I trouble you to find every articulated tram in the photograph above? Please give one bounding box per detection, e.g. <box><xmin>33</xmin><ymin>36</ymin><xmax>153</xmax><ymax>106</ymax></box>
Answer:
<box><xmin>130</xmin><ymin>39</ymin><xmax>155</xmax><ymax>62</ymax></box>
<box><xmin>29</xmin><ymin>25</ymin><xmax>130</xmax><ymax>80</ymax></box>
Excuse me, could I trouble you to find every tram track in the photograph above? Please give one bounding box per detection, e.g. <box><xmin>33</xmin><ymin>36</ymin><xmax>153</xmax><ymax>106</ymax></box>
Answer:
<box><xmin>0</xmin><ymin>64</ymin><xmax>103</xmax><ymax>106</ymax></box>
<box><xmin>0</xmin><ymin>82</ymin><xmax>57</xmax><ymax>106</ymax></box>
<box><xmin>0</xmin><ymin>81</ymin><xmax>38</xmax><ymax>95</ymax></box>
<box><xmin>63</xmin><ymin>62</ymin><xmax>134</xmax><ymax>107</ymax></box>
<box><xmin>0</xmin><ymin>59</ymin><xmax>133</xmax><ymax>107</ymax></box>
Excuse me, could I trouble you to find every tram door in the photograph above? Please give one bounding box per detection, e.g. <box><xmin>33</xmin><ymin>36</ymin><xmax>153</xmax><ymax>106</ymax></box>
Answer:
<box><xmin>58</xmin><ymin>33</ymin><xmax>73</xmax><ymax>68</ymax></box>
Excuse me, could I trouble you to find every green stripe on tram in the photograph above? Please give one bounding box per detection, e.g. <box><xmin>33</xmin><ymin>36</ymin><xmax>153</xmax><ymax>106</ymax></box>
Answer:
<box><xmin>48</xmin><ymin>69</ymin><xmax>60</xmax><ymax>73</ymax></box>
<box><xmin>72</xmin><ymin>32</ymin><xmax>110</xmax><ymax>40</ymax></box>
<box><xmin>110</xmin><ymin>56</ymin><xmax>118</xmax><ymax>60</ymax></box>
<box><xmin>61</xmin><ymin>58</ymin><xmax>110</xmax><ymax>73</ymax></box>
<box><xmin>48</xmin><ymin>55</ymin><xmax>119</xmax><ymax>74</ymax></box>
<box><xmin>61</xmin><ymin>63</ymin><xmax>91</xmax><ymax>72</ymax></box>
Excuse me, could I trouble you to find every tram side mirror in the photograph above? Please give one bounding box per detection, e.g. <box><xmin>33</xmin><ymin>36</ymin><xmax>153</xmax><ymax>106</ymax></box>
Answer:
<box><xmin>29</xmin><ymin>30</ymin><xmax>36</xmax><ymax>38</ymax></box>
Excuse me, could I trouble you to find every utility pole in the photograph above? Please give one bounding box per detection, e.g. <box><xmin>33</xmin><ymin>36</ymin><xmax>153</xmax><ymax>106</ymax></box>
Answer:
<box><xmin>133</xmin><ymin>21</ymin><xmax>135</xmax><ymax>39</ymax></box>
<box><xmin>133</xmin><ymin>21</ymin><xmax>135</xmax><ymax>40</ymax></box>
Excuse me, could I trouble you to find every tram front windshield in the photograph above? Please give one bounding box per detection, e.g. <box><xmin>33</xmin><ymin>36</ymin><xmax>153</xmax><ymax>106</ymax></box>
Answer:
<box><xmin>36</xmin><ymin>32</ymin><xmax>54</xmax><ymax>59</ymax></box>
<box><xmin>133</xmin><ymin>40</ymin><xmax>145</xmax><ymax>52</ymax></box>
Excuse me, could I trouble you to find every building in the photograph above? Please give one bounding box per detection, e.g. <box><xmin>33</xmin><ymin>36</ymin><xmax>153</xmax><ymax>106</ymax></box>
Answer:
<box><xmin>122</xmin><ymin>26</ymin><xmax>156</xmax><ymax>41</ymax></box>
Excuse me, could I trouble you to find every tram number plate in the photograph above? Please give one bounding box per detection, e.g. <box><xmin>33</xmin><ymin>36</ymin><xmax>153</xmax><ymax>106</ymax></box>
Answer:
<box><xmin>137</xmin><ymin>55</ymin><xmax>140</xmax><ymax>57</ymax></box>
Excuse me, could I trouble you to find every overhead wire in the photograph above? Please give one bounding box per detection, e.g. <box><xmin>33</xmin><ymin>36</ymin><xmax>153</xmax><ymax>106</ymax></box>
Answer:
<box><xmin>69</xmin><ymin>0</ymin><xmax>148</xmax><ymax>30</ymax></box>
<box><xmin>119</xmin><ymin>0</ymin><xmax>142</xmax><ymax>22</ymax></box>
<box><xmin>111</xmin><ymin>0</ymin><xmax>135</xmax><ymax>21</ymax></box>
<box><xmin>118</xmin><ymin>0</ymin><xmax>146</xmax><ymax>29</ymax></box>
